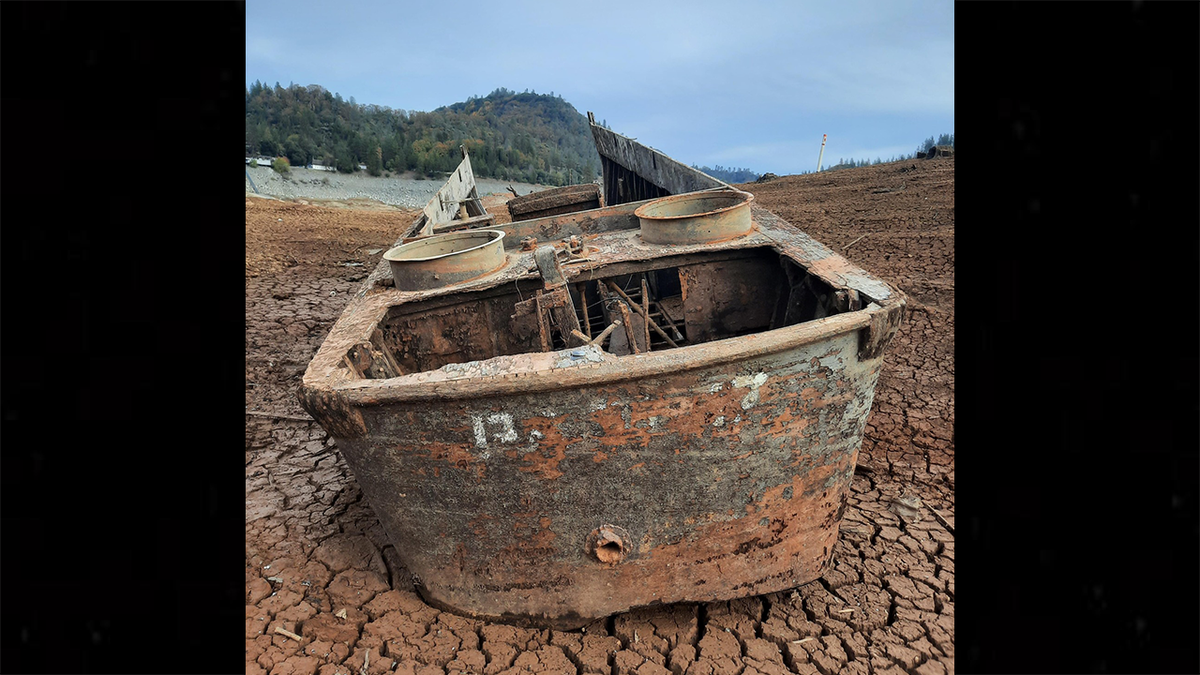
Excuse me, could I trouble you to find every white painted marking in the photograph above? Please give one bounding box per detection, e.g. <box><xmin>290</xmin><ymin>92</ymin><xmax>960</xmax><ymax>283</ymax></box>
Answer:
<box><xmin>472</xmin><ymin>416</ymin><xmax>488</xmax><ymax>448</ymax></box>
<box><xmin>731</xmin><ymin>372</ymin><xmax>770</xmax><ymax>409</ymax></box>
<box><xmin>471</xmin><ymin>412</ymin><xmax>518</xmax><ymax>448</ymax></box>
<box><xmin>488</xmin><ymin>412</ymin><xmax>518</xmax><ymax>443</ymax></box>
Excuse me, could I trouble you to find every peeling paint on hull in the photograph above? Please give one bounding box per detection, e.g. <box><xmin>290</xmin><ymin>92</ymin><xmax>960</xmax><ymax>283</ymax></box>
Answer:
<box><xmin>298</xmin><ymin>122</ymin><xmax>905</xmax><ymax>628</ymax></box>
<box><xmin>308</xmin><ymin>328</ymin><xmax>887</xmax><ymax>629</ymax></box>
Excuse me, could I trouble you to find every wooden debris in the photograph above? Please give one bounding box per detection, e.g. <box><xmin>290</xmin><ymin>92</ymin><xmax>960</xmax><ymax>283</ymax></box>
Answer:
<box><xmin>640</xmin><ymin>277</ymin><xmax>652</xmax><ymax>349</ymax></box>
<box><xmin>653</xmin><ymin>294</ymin><xmax>685</xmax><ymax>342</ymax></box>
<box><xmin>578</xmin><ymin>283</ymin><xmax>591</xmax><ymax>339</ymax></box>
<box><xmin>274</xmin><ymin>626</ymin><xmax>303</xmax><ymax>641</ymax></box>
<box><xmin>246</xmin><ymin>411</ymin><xmax>312</xmax><ymax>422</ymax></box>
<box><xmin>930</xmin><ymin>507</ymin><xmax>955</xmax><ymax>533</ymax></box>
<box><xmin>843</xmin><ymin>233</ymin><xmax>870</xmax><ymax>250</ymax></box>
<box><xmin>432</xmin><ymin>212</ymin><xmax>496</xmax><ymax>233</ymax></box>
<box><xmin>605</xmin><ymin>280</ymin><xmax>679</xmax><ymax>348</ymax></box>
<box><xmin>889</xmin><ymin>492</ymin><xmax>923</xmax><ymax>523</ymax></box>
<box><xmin>589</xmin><ymin>321</ymin><xmax>621</xmax><ymax>347</ymax></box>
<box><xmin>614</xmin><ymin>298</ymin><xmax>640</xmax><ymax>354</ymax></box>
<box><xmin>791</xmin><ymin>637</ymin><xmax>815</xmax><ymax>645</ymax></box>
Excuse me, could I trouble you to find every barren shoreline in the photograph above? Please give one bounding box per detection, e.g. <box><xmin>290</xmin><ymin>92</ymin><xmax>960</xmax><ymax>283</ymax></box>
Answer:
<box><xmin>246</xmin><ymin>165</ymin><xmax>554</xmax><ymax>208</ymax></box>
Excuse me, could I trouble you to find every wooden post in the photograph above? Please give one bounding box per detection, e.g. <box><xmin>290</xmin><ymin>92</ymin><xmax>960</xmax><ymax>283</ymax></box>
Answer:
<box><xmin>578</xmin><ymin>283</ymin><xmax>591</xmax><ymax>339</ymax></box>
<box><xmin>615</xmin><ymin>301</ymin><xmax>639</xmax><ymax>354</ymax></box>
<box><xmin>591</xmin><ymin>321</ymin><xmax>620</xmax><ymax>346</ymax></box>
<box><xmin>641</xmin><ymin>276</ymin><xmax>651</xmax><ymax>349</ymax></box>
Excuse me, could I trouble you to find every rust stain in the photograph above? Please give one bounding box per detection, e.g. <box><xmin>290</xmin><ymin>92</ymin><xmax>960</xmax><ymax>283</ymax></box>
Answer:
<box><xmin>297</xmin><ymin>169</ymin><xmax>904</xmax><ymax>628</ymax></box>
<box><xmin>514</xmin><ymin>415</ymin><xmax>571</xmax><ymax>480</ymax></box>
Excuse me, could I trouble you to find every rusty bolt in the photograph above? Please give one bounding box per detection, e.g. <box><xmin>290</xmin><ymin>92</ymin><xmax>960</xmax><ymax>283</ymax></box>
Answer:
<box><xmin>586</xmin><ymin>524</ymin><xmax>630</xmax><ymax>565</ymax></box>
<box><xmin>567</xmin><ymin>235</ymin><xmax>583</xmax><ymax>254</ymax></box>
<box><xmin>520</xmin><ymin>236</ymin><xmax>538</xmax><ymax>251</ymax></box>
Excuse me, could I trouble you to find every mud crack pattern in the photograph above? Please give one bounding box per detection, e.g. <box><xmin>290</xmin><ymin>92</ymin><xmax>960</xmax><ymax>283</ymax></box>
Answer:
<box><xmin>246</xmin><ymin>160</ymin><xmax>955</xmax><ymax>675</ymax></box>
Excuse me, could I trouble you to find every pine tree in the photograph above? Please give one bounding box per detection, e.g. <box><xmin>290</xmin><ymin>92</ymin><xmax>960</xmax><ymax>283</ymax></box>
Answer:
<box><xmin>367</xmin><ymin>146</ymin><xmax>383</xmax><ymax>176</ymax></box>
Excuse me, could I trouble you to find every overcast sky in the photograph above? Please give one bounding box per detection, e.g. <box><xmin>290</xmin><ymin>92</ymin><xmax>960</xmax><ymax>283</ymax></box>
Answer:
<box><xmin>246</xmin><ymin>0</ymin><xmax>953</xmax><ymax>175</ymax></box>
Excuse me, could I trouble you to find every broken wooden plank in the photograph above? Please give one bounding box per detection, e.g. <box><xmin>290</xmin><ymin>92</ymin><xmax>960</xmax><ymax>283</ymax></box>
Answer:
<box><xmin>419</xmin><ymin>150</ymin><xmax>484</xmax><ymax>235</ymax></box>
<box><xmin>274</xmin><ymin>626</ymin><xmax>303</xmax><ymax>641</ymax></box>
<box><xmin>590</xmin><ymin>116</ymin><xmax>726</xmax><ymax>205</ymax></box>
<box><xmin>245</xmin><ymin>410</ymin><xmax>312</xmax><ymax>422</ymax></box>
<box><xmin>431</xmin><ymin>212</ymin><xmax>496</xmax><ymax>233</ymax></box>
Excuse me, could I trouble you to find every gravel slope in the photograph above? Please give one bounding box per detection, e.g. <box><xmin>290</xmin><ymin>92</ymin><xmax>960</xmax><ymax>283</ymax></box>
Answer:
<box><xmin>246</xmin><ymin>165</ymin><xmax>553</xmax><ymax>209</ymax></box>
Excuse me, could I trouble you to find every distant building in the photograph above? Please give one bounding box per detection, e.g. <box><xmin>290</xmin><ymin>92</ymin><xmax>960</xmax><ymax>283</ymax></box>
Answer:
<box><xmin>357</xmin><ymin>163</ymin><xmax>368</xmax><ymax>171</ymax></box>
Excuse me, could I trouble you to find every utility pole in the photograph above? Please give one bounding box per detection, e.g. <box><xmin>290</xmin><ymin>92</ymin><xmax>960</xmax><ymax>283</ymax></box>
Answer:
<box><xmin>817</xmin><ymin>134</ymin><xmax>827</xmax><ymax>172</ymax></box>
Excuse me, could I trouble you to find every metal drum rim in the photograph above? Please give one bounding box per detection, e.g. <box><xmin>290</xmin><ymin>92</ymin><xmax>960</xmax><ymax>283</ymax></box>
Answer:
<box><xmin>383</xmin><ymin>229</ymin><xmax>506</xmax><ymax>264</ymax></box>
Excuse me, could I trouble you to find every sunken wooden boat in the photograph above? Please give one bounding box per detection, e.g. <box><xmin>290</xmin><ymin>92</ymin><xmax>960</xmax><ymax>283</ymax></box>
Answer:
<box><xmin>298</xmin><ymin>115</ymin><xmax>905</xmax><ymax>629</ymax></box>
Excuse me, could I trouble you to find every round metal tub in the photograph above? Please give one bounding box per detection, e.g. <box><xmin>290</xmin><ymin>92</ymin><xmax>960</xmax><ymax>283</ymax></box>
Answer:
<box><xmin>634</xmin><ymin>189</ymin><xmax>754</xmax><ymax>244</ymax></box>
<box><xmin>384</xmin><ymin>230</ymin><xmax>506</xmax><ymax>291</ymax></box>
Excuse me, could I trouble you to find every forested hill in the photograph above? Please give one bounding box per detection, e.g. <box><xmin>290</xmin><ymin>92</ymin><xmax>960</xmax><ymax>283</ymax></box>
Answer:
<box><xmin>245</xmin><ymin>83</ymin><xmax>602</xmax><ymax>186</ymax></box>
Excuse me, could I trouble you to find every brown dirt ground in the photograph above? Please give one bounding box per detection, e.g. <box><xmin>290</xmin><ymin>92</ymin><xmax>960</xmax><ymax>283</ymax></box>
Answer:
<box><xmin>245</xmin><ymin>157</ymin><xmax>955</xmax><ymax>675</ymax></box>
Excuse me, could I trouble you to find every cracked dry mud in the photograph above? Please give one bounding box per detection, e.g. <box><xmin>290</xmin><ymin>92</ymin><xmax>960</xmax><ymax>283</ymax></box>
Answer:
<box><xmin>246</xmin><ymin>159</ymin><xmax>955</xmax><ymax>675</ymax></box>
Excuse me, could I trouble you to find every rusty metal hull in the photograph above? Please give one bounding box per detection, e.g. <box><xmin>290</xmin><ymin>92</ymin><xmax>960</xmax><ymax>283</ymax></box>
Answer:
<box><xmin>299</xmin><ymin>118</ymin><xmax>905</xmax><ymax>629</ymax></box>
<box><xmin>321</xmin><ymin>328</ymin><xmax>883</xmax><ymax>629</ymax></box>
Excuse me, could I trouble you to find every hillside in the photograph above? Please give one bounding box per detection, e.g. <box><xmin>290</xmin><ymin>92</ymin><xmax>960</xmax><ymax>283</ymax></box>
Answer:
<box><xmin>245</xmin><ymin>83</ymin><xmax>601</xmax><ymax>186</ymax></box>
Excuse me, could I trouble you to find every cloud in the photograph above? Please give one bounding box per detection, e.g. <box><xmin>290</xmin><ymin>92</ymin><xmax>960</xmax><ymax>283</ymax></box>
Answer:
<box><xmin>245</xmin><ymin>0</ymin><xmax>953</xmax><ymax>175</ymax></box>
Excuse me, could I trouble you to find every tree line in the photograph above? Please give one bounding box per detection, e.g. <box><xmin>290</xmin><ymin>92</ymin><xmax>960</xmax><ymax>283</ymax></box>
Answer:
<box><xmin>690</xmin><ymin>131</ymin><xmax>956</xmax><ymax>180</ymax></box>
<box><xmin>246</xmin><ymin>82</ymin><xmax>601</xmax><ymax>186</ymax></box>
<box><xmin>692</xmin><ymin>165</ymin><xmax>761</xmax><ymax>183</ymax></box>
<box><xmin>821</xmin><ymin>132</ymin><xmax>955</xmax><ymax>172</ymax></box>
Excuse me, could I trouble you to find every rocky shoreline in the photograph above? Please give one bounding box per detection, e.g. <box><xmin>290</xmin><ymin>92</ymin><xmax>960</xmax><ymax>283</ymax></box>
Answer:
<box><xmin>245</xmin><ymin>165</ymin><xmax>553</xmax><ymax>208</ymax></box>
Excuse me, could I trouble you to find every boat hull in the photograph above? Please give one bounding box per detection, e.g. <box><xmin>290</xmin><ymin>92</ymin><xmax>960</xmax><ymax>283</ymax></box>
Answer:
<box><xmin>310</xmin><ymin>327</ymin><xmax>884</xmax><ymax>629</ymax></box>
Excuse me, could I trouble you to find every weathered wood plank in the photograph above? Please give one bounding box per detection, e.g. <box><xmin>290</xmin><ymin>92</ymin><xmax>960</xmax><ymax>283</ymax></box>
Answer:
<box><xmin>589</xmin><ymin>119</ymin><xmax>727</xmax><ymax>203</ymax></box>
<box><xmin>419</xmin><ymin>150</ymin><xmax>484</xmax><ymax>235</ymax></box>
<box><xmin>494</xmin><ymin>201</ymin><xmax>644</xmax><ymax>248</ymax></box>
<box><xmin>431</xmin><ymin>213</ymin><xmax>496</xmax><ymax>233</ymax></box>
